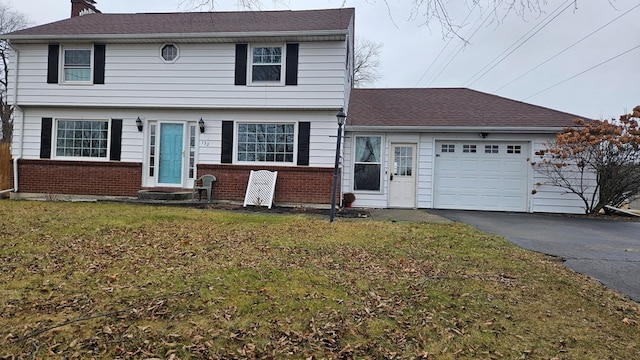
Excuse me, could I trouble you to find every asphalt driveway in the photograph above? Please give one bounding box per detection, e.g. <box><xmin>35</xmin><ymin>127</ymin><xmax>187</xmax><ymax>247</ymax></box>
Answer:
<box><xmin>430</xmin><ymin>210</ymin><xmax>640</xmax><ymax>302</ymax></box>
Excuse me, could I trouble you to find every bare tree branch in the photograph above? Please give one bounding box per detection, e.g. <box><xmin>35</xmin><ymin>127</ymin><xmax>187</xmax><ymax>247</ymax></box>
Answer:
<box><xmin>0</xmin><ymin>1</ymin><xmax>30</xmax><ymax>142</ymax></box>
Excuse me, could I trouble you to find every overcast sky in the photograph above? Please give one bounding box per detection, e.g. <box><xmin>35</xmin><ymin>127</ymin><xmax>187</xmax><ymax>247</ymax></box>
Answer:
<box><xmin>6</xmin><ymin>0</ymin><xmax>640</xmax><ymax>120</ymax></box>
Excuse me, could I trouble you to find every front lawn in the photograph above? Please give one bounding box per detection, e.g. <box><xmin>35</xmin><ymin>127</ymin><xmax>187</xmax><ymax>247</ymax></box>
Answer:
<box><xmin>1</xmin><ymin>201</ymin><xmax>638</xmax><ymax>358</ymax></box>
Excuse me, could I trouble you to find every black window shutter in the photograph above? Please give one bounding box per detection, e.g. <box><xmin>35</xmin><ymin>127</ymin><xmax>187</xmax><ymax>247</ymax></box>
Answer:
<box><xmin>93</xmin><ymin>44</ymin><xmax>106</xmax><ymax>84</ymax></box>
<box><xmin>221</xmin><ymin>121</ymin><xmax>234</xmax><ymax>163</ymax></box>
<box><xmin>47</xmin><ymin>45</ymin><xmax>59</xmax><ymax>84</ymax></box>
<box><xmin>235</xmin><ymin>44</ymin><xmax>248</xmax><ymax>86</ymax></box>
<box><xmin>285</xmin><ymin>43</ymin><xmax>299</xmax><ymax>86</ymax></box>
<box><xmin>40</xmin><ymin>118</ymin><xmax>53</xmax><ymax>159</ymax></box>
<box><xmin>297</xmin><ymin>121</ymin><xmax>310</xmax><ymax>166</ymax></box>
<box><xmin>109</xmin><ymin>119</ymin><xmax>123</xmax><ymax>161</ymax></box>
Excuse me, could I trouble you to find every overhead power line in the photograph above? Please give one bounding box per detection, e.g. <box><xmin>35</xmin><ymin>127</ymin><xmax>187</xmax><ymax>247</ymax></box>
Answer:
<box><xmin>524</xmin><ymin>44</ymin><xmax>640</xmax><ymax>100</ymax></box>
<box><xmin>495</xmin><ymin>3</ymin><xmax>640</xmax><ymax>92</ymax></box>
<box><xmin>462</xmin><ymin>0</ymin><xmax>573</xmax><ymax>87</ymax></box>
<box><xmin>424</xmin><ymin>8</ymin><xmax>496</xmax><ymax>87</ymax></box>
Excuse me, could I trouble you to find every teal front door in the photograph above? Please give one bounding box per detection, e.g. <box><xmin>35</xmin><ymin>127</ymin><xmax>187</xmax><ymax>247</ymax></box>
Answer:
<box><xmin>159</xmin><ymin>123</ymin><xmax>184</xmax><ymax>184</ymax></box>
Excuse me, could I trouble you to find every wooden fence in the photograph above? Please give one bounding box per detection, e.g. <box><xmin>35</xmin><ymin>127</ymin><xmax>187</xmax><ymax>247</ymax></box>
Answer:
<box><xmin>0</xmin><ymin>142</ymin><xmax>11</xmax><ymax>193</ymax></box>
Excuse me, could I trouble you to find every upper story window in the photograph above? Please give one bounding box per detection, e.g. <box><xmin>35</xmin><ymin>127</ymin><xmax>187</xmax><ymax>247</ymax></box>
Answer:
<box><xmin>55</xmin><ymin>119</ymin><xmax>109</xmax><ymax>158</ymax></box>
<box><xmin>63</xmin><ymin>48</ymin><xmax>92</xmax><ymax>83</ymax></box>
<box><xmin>237</xmin><ymin>123</ymin><xmax>295</xmax><ymax>163</ymax></box>
<box><xmin>251</xmin><ymin>45</ymin><xmax>283</xmax><ymax>83</ymax></box>
<box><xmin>161</xmin><ymin>44</ymin><xmax>179</xmax><ymax>62</ymax></box>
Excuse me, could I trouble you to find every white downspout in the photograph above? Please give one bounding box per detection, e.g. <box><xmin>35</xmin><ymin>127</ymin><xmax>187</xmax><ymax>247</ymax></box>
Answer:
<box><xmin>0</xmin><ymin>43</ymin><xmax>21</xmax><ymax>194</ymax></box>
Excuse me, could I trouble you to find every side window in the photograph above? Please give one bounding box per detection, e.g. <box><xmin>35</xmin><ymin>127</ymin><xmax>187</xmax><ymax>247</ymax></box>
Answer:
<box><xmin>354</xmin><ymin>136</ymin><xmax>382</xmax><ymax>191</ymax></box>
<box><xmin>63</xmin><ymin>48</ymin><xmax>92</xmax><ymax>83</ymax></box>
<box><xmin>251</xmin><ymin>46</ymin><xmax>283</xmax><ymax>83</ymax></box>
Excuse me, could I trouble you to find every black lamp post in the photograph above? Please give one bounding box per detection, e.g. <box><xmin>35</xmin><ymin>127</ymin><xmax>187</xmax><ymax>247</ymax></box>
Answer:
<box><xmin>330</xmin><ymin>109</ymin><xmax>347</xmax><ymax>222</ymax></box>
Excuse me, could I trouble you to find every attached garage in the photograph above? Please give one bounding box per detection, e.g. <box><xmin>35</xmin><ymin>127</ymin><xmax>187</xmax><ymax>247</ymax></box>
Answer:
<box><xmin>433</xmin><ymin>141</ymin><xmax>529</xmax><ymax>212</ymax></box>
<box><xmin>343</xmin><ymin>88</ymin><xmax>589</xmax><ymax>214</ymax></box>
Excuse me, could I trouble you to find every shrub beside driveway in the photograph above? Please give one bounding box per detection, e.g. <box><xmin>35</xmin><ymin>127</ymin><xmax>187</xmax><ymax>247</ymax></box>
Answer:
<box><xmin>1</xmin><ymin>201</ymin><xmax>638</xmax><ymax>358</ymax></box>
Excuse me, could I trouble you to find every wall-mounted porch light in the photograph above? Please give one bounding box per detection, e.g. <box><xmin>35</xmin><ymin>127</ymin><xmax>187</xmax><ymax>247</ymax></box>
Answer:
<box><xmin>136</xmin><ymin>117</ymin><xmax>143</xmax><ymax>132</ymax></box>
<box><xmin>199</xmin><ymin>118</ymin><xmax>205</xmax><ymax>133</ymax></box>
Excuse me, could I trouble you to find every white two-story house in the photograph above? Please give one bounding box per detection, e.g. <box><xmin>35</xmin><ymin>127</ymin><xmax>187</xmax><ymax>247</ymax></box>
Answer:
<box><xmin>5</xmin><ymin>0</ymin><xmax>354</xmax><ymax>205</ymax></box>
<box><xmin>5</xmin><ymin>0</ymin><xmax>592</xmax><ymax>213</ymax></box>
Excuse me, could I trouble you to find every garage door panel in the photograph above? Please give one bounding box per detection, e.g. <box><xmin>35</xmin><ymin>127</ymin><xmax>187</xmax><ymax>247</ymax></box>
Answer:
<box><xmin>434</xmin><ymin>141</ymin><xmax>529</xmax><ymax>212</ymax></box>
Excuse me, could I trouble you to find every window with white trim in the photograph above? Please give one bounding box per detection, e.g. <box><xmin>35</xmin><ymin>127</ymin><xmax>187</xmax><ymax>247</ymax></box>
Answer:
<box><xmin>188</xmin><ymin>124</ymin><xmax>196</xmax><ymax>178</ymax></box>
<box><xmin>149</xmin><ymin>123</ymin><xmax>157</xmax><ymax>177</ymax></box>
<box><xmin>161</xmin><ymin>44</ymin><xmax>179</xmax><ymax>62</ymax></box>
<box><xmin>251</xmin><ymin>45</ymin><xmax>283</xmax><ymax>83</ymax></box>
<box><xmin>55</xmin><ymin>119</ymin><xmax>109</xmax><ymax>158</ymax></box>
<box><xmin>63</xmin><ymin>48</ymin><xmax>92</xmax><ymax>83</ymax></box>
<box><xmin>237</xmin><ymin>123</ymin><xmax>295</xmax><ymax>163</ymax></box>
<box><xmin>354</xmin><ymin>136</ymin><xmax>382</xmax><ymax>191</ymax></box>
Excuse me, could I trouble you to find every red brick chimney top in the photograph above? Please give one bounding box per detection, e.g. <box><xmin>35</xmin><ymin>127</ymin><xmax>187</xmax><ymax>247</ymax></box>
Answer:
<box><xmin>71</xmin><ymin>0</ymin><xmax>101</xmax><ymax>18</ymax></box>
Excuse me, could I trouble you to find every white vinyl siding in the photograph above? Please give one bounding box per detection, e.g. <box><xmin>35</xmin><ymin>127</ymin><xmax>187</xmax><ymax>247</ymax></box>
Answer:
<box><xmin>11</xmin><ymin>41</ymin><xmax>347</xmax><ymax>109</ymax></box>
<box><xmin>15</xmin><ymin>108</ymin><xmax>339</xmax><ymax>169</ymax></box>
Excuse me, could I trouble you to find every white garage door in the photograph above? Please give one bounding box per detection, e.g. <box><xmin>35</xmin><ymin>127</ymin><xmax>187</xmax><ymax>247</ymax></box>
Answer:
<box><xmin>434</xmin><ymin>141</ymin><xmax>529</xmax><ymax>212</ymax></box>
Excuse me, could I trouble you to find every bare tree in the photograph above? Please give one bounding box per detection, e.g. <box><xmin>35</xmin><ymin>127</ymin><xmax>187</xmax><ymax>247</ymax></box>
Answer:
<box><xmin>353</xmin><ymin>38</ymin><xmax>382</xmax><ymax>87</ymax></box>
<box><xmin>0</xmin><ymin>1</ymin><xmax>30</xmax><ymax>143</ymax></box>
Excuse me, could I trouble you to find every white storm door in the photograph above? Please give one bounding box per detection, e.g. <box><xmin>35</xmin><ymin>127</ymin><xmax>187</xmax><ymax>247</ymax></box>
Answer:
<box><xmin>388</xmin><ymin>144</ymin><xmax>416</xmax><ymax>208</ymax></box>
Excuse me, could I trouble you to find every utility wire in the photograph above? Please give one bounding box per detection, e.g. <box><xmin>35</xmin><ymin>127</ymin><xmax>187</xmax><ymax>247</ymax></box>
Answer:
<box><xmin>524</xmin><ymin>44</ymin><xmax>640</xmax><ymax>100</ymax></box>
<box><xmin>424</xmin><ymin>7</ymin><xmax>496</xmax><ymax>87</ymax></box>
<box><xmin>495</xmin><ymin>3</ymin><xmax>640</xmax><ymax>92</ymax></box>
<box><xmin>463</xmin><ymin>0</ymin><xmax>573</xmax><ymax>87</ymax></box>
<box><xmin>414</xmin><ymin>4</ymin><xmax>478</xmax><ymax>86</ymax></box>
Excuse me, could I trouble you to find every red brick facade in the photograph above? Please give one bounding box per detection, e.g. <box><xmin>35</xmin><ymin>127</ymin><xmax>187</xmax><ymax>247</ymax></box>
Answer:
<box><xmin>17</xmin><ymin>159</ymin><xmax>142</xmax><ymax>196</ymax></box>
<box><xmin>14</xmin><ymin>160</ymin><xmax>337</xmax><ymax>205</ymax></box>
<box><xmin>197</xmin><ymin>164</ymin><xmax>337</xmax><ymax>204</ymax></box>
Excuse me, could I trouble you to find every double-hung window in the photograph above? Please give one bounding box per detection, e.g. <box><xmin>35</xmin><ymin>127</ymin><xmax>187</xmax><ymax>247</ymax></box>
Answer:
<box><xmin>63</xmin><ymin>48</ymin><xmax>92</xmax><ymax>83</ymax></box>
<box><xmin>237</xmin><ymin>123</ymin><xmax>295</xmax><ymax>163</ymax></box>
<box><xmin>55</xmin><ymin>119</ymin><xmax>109</xmax><ymax>158</ymax></box>
<box><xmin>354</xmin><ymin>136</ymin><xmax>382</xmax><ymax>191</ymax></box>
<box><xmin>251</xmin><ymin>45</ymin><xmax>283</xmax><ymax>83</ymax></box>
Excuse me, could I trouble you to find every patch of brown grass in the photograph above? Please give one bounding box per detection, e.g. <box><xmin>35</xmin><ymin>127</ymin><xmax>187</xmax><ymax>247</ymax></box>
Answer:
<box><xmin>1</xmin><ymin>201</ymin><xmax>638</xmax><ymax>359</ymax></box>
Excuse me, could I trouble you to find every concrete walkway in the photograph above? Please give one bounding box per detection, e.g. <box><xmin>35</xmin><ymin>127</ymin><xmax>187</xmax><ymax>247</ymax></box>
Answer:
<box><xmin>367</xmin><ymin>209</ymin><xmax>453</xmax><ymax>223</ymax></box>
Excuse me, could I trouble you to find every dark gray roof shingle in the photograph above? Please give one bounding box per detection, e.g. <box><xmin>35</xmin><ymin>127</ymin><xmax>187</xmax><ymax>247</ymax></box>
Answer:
<box><xmin>347</xmin><ymin>88</ymin><xmax>584</xmax><ymax>128</ymax></box>
<box><xmin>5</xmin><ymin>8</ymin><xmax>354</xmax><ymax>38</ymax></box>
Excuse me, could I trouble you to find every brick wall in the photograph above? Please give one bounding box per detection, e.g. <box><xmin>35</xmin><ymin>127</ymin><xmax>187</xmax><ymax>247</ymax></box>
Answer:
<box><xmin>18</xmin><ymin>159</ymin><xmax>142</xmax><ymax>196</ymax></box>
<box><xmin>197</xmin><ymin>164</ymin><xmax>338</xmax><ymax>204</ymax></box>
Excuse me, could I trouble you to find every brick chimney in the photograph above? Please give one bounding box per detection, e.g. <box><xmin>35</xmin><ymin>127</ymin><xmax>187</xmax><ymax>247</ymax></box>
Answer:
<box><xmin>71</xmin><ymin>0</ymin><xmax>101</xmax><ymax>17</ymax></box>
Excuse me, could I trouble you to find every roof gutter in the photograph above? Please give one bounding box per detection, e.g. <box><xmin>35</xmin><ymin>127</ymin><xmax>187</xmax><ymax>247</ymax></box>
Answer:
<box><xmin>4</xmin><ymin>29</ymin><xmax>349</xmax><ymax>43</ymax></box>
<box><xmin>344</xmin><ymin>125</ymin><xmax>567</xmax><ymax>134</ymax></box>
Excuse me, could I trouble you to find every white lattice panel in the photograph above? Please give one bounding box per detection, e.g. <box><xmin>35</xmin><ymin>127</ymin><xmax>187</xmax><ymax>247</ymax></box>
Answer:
<box><xmin>243</xmin><ymin>170</ymin><xmax>278</xmax><ymax>209</ymax></box>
